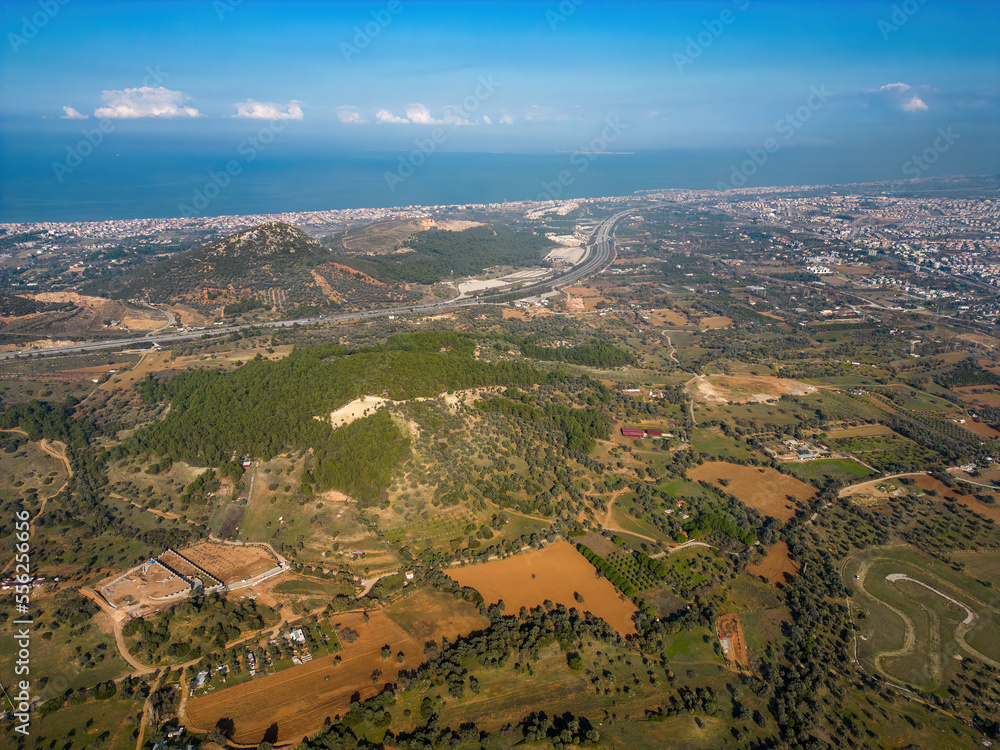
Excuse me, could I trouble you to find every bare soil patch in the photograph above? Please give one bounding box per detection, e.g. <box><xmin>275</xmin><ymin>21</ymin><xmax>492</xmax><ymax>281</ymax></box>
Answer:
<box><xmin>699</xmin><ymin>315</ymin><xmax>732</xmax><ymax>329</ymax></box>
<box><xmin>746</xmin><ymin>541</ymin><xmax>800</xmax><ymax>587</ymax></box>
<box><xmin>690</xmin><ymin>374</ymin><xmax>816</xmax><ymax>405</ymax></box>
<box><xmin>960</xmin><ymin>419</ymin><xmax>1000</xmax><ymax>438</ymax></box>
<box><xmin>649</xmin><ymin>309</ymin><xmax>690</xmax><ymax>327</ymax></box>
<box><xmin>688</xmin><ymin>462</ymin><xmax>817</xmax><ymax>521</ymax></box>
<box><xmin>180</xmin><ymin>542</ymin><xmax>279</xmax><ymax>586</ymax></box>
<box><xmin>101</xmin><ymin>561</ymin><xmax>190</xmax><ymax>611</ymax></box>
<box><xmin>562</xmin><ymin>286</ymin><xmax>607</xmax><ymax>312</ymax></box>
<box><xmin>185</xmin><ymin>609</ymin><xmax>423</xmax><ymax>745</ymax></box>
<box><xmin>716</xmin><ymin>613</ymin><xmax>749</xmax><ymax>668</ymax></box>
<box><xmin>447</xmin><ymin>542</ymin><xmax>638</xmax><ymax>635</ymax></box>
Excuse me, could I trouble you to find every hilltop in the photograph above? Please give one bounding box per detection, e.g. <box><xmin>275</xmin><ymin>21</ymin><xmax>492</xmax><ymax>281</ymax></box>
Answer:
<box><xmin>90</xmin><ymin>222</ymin><xmax>412</xmax><ymax>314</ymax></box>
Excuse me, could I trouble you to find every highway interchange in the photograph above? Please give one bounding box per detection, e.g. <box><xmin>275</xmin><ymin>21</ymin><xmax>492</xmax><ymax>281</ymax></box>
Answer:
<box><xmin>0</xmin><ymin>205</ymin><xmax>643</xmax><ymax>361</ymax></box>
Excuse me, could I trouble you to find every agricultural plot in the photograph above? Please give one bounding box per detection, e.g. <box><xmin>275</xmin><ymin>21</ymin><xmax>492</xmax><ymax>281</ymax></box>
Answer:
<box><xmin>689</xmin><ymin>427</ymin><xmax>755</xmax><ymax>460</ymax></box>
<box><xmin>186</xmin><ymin>609</ymin><xmax>422</xmax><ymax>745</ymax></box>
<box><xmin>785</xmin><ymin>457</ymin><xmax>875</xmax><ymax>486</ymax></box>
<box><xmin>604</xmin><ymin>550</ymin><xmax>661</xmax><ymax>591</ymax></box>
<box><xmin>746</xmin><ymin>541</ymin><xmax>800</xmax><ymax>587</ymax></box>
<box><xmin>447</xmin><ymin>542</ymin><xmax>638</xmax><ymax>635</ymax></box>
<box><xmin>186</xmin><ymin>598</ymin><xmax>483</xmax><ymax>746</ymax></box>
<box><xmin>180</xmin><ymin>542</ymin><xmax>279</xmax><ymax>586</ymax></box>
<box><xmin>845</xmin><ymin>546</ymin><xmax>1000</xmax><ymax>692</ymax></box>
<box><xmin>687</xmin><ymin>462</ymin><xmax>816</xmax><ymax>521</ymax></box>
<box><xmin>659</xmin><ymin>547</ymin><xmax>730</xmax><ymax>596</ymax></box>
<box><xmin>824</xmin><ymin>433</ymin><xmax>941</xmax><ymax>473</ymax></box>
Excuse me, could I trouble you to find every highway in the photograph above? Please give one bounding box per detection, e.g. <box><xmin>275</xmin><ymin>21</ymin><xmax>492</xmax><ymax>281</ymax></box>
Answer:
<box><xmin>0</xmin><ymin>206</ymin><xmax>639</xmax><ymax>361</ymax></box>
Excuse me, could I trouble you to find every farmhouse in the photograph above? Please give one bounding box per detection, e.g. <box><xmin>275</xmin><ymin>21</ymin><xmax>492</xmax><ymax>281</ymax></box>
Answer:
<box><xmin>621</xmin><ymin>427</ymin><xmax>664</xmax><ymax>438</ymax></box>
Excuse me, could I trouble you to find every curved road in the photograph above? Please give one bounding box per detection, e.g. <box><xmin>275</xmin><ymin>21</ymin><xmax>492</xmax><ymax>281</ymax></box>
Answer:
<box><xmin>0</xmin><ymin>206</ymin><xmax>640</xmax><ymax>362</ymax></box>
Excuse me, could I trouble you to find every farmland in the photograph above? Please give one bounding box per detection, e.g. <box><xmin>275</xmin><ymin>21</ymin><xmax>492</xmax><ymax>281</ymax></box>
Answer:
<box><xmin>746</xmin><ymin>541</ymin><xmax>800</xmax><ymax>587</ymax></box>
<box><xmin>185</xmin><ymin>608</ymin><xmax>425</xmax><ymax>745</ymax></box>
<box><xmin>447</xmin><ymin>541</ymin><xmax>639</xmax><ymax>635</ymax></box>
<box><xmin>687</xmin><ymin>462</ymin><xmax>817</xmax><ymax>521</ymax></box>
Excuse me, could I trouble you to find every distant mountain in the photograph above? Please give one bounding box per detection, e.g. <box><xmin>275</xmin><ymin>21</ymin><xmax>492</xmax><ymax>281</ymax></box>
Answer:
<box><xmin>91</xmin><ymin>222</ymin><xmax>414</xmax><ymax>313</ymax></box>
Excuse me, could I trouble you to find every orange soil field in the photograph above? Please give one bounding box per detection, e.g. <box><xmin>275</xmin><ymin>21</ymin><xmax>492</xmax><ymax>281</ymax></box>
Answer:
<box><xmin>562</xmin><ymin>286</ymin><xmax>608</xmax><ymax>312</ymax></box>
<box><xmin>649</xmin><ymin>309</ymin><xmax>689</xmax><ymax>326</ymax></box>
<box><xmin>383</xmin><ymin>588</ymin><xmax>489</xmax><ymax>645</ymax></box>
<box><xmin>158</xmin><ymin>550</ymin><xmax>219</xmax><ymax>584</ymax></box>
<box><xmin>716</xmin><ymin>613</ymin><xmax>749</xmax><ymax>668</ymax></box>
<box><xmin>746</xmin><ymin>541</ymin><xmax>800</xmax><ymax>587</ymax></box>
<box><xmin>447</xmin><ymin>542</ymin><xmax>638</xmax><ymax>636</ymax></box>
<box><xmin>961</xmin><ymin>419</ymin><xmax>1000</xmax><ymax>439</ymax></box>
<box><xmin>186</xmin><ymin>609</ymin><xmax>424</xmax><ymax>745</ymax></box>
<box><xmin>181</xmin><ymin>542</ymin><xmax>278</xmax><ymax>585</ymax></box>
<box><xmin>699</xmin><ymin>315</ymin><xmax>732</xmax><ymax>329</ymax></box>
<box><xmin>688</xmin><ymin>462</ymin><xmax>817</xmax><ymax>521</ymax></box>
<box><xmin>917</xmin><ymin>476</ymin><xmax>1000</xmax><ymax>524</ymax></box>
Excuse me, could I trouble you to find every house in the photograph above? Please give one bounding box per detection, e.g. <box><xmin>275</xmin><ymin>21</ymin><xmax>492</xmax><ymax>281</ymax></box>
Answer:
<box><xmin>405</xmin><ymin>570</ymin><xmax>415</xmax><ymax>580</ymax></box>
<box><xmin>621</xmin><ymin>427</ymin><xmax>645</xmax><ymax>438</ymax></box>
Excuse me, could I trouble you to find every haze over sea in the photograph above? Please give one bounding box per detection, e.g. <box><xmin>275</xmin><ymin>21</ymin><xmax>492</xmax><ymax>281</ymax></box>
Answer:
<box><xmin>2</xmin><ymin>133</ymin><xmax>989</xmax><ymax>224</ymax></box>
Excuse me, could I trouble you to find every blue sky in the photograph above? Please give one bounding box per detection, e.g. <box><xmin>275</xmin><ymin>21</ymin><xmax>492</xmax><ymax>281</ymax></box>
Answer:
<box><xmin>2</xmin><ymin>0</ymin><xmax>996</xmax><ymax>155</ymax></box>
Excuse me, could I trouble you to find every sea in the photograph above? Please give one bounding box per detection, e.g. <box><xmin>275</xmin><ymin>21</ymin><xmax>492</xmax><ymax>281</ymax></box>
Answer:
<box><xmin>0</xmin><ymin>132</ymin><xmax>981</xmax><ymax>224</ymax></box>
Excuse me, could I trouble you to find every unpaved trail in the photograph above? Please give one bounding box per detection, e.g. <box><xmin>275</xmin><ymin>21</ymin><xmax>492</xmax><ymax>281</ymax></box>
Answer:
<box><xmin>886</xmin><ymin>573</ymin><xmax>1000</xmax><ymax>669</ymax></box>
<box><xmin>602</xmin><ymin>491</ymin><xmax>659</xmax><ymax>543</ymax></box>
<box><xmin>109</xmin><ymin>491</ymin><xmax>206</xmax><ymax>528</ymax></box>
<box><xmin>0</xmin><ymin>438</ymin><xmax>71</xmax><ymax>575</ymax></box>
<box><xmin>838</xmin><ymin>471</ymin><xmax>928</xmax><ymax>498</ymax></box>
<box><xmin>663</xmin><ymin>333</ymin><xmax>678</xmax><ymax>363</ymax></box>
<box><xmin>855</xmin><ymin>560</ymin><xmax>918</xmax><ymax>682</ymax></box>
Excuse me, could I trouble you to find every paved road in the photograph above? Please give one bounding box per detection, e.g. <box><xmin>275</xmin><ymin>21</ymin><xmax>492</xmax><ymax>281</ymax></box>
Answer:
<box><xmin>0</xmin><ymin>207</ymin><xmax>639</xmax><ymax>361</ymax></box>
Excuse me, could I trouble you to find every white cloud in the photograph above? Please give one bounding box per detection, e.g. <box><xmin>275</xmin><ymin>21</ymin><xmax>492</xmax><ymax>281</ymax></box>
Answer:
<box><xmin>94</xmin><ymin>87</ymin><xmax>200</xmax><ymax>119</ymax></box>
<box><xmin>405</xmin><ymin>103</ymin><xmax>441</xmax><ymax>124</ymax></box>
<box><xmin>499</xmin><ymin>112</ymin><xmax>515</xmax><ymax>125</ymax></box>
<box><xmin>376</xmin><ymin>109</ymin><xmax>409</xmax><ymax>124</ymax></box>
<box><xmin>482</xmin><ymin>114</ymin><xmax>492</xmax><ymax>125</ymax></box>
<box><xmin>336</xmin><ymin>105</ymin><xmax>366</xmax><ymax>124</ymax></box>
<box><xmin>876</xmin><ymin>82</ymin><xmax>929</xmax><ymax>113</ymax></box>
<box><xmin>61</xmin><ymin>106</ymin><xmax>88</xmax><ymax>120</ymax></box>
<box><xmin>233</xmin><ymin>99</ymin><xmax>304</xmax><ymax>120</ymax></box>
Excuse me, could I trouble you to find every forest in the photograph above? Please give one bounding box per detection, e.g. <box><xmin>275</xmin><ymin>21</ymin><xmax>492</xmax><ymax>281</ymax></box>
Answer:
<box><xmin>129</xmin><ymin>332</ymin><xmax>542</xmax><ymax>500</ymax></box>
<box><xmin>333</xmin><ymin>226</ymin><xmax>554</xmax><ymax>285</ymax></box>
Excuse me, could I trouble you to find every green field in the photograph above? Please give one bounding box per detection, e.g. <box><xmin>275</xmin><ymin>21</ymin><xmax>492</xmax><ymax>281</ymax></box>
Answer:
<box><xmin>690</xmin><ymin>427</ymin><xmax>755</xmax><ymax>459</ymax></box>
<box><xmin>786</xmin><ymin>457</ymin><xmax>875</xmax><ymax>486</ymax></box>
<box><xmin>845</xmin><ymin>546</ymin><xmax>1000</xmax><ymax>692</ymax></box>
